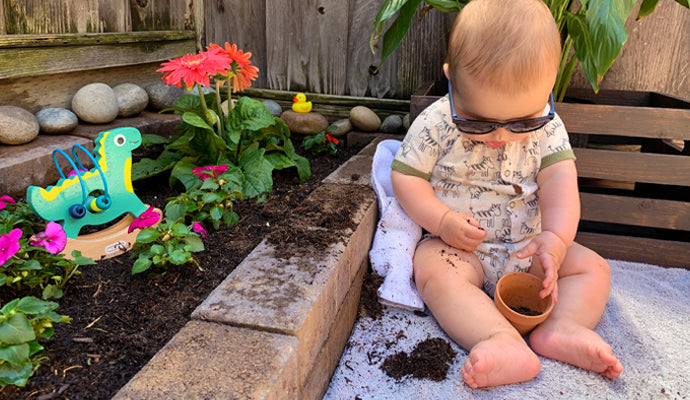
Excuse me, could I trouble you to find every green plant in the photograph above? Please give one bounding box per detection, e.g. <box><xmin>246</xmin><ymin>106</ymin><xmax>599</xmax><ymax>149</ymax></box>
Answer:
<box><xmin>0</xmin><ymin>296</ymin><xmax>70</xmax><ymax>387</ymax></box>
<box><xmin>302</xmin><ymin>125</ymin><xmax>340</xmax><ymax>156</ymax></box>
<box><xmin>132</xmin><ymin>42</ymin><xmax>311</xmax><ymax>202</ymax></box>
<box><xmin>0</xmin><ymin>198</ymin><xmax>95</xmax><ymax>299</ymax></box>
<box><xmin>164</xmin><ymin>165</ymin><xmax>243</xmax><ymax>230</ymax></box>
<box><xmin>370</xmin><ymin>0</ymin><xmax>689</xmax><ymax>101</ymax></box>
<box><xmin>130</xmin><ymin>219</ymin><xmax>205</xmax><ymax>275</ymax></box>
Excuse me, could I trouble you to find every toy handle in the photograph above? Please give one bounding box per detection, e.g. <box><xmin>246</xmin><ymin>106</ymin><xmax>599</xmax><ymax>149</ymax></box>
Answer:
<box><xmin>53</xmin><ymin>149</ymin><xmax>89</xmax><ymax>219</ymax></box>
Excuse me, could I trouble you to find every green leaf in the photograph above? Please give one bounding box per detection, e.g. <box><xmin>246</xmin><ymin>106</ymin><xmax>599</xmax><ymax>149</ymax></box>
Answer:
<box><xmin>70</xmin><ymin>251</ymin><xmax>96</xmax><ymax>265</ymax></box>
<box><xmin>171</xmin><ymin>223</ymin><xmax>190</xmax><ymax>236</ymax></box>
<box><xmin>136</xmin><ymin>228</ymin><xmax>161</xmax><ymax>244</ymax></box>
<box><xmin>371</xmin><ymin>0</ymin><xmax>412</xmax><ymax>53</ymax></box>
<box><xmin>131</xmin><ymin>150</ymin><xmax>184</xmax><ymax>181</ymax></box>
<box><xmin>0</xmin><ymin>343</ymin><xmax>30</xmax><ymax>367</ymax></box>
<box><xmin>169</xmin><ymin>250</ymin><xmax>190</xmax><ymax>265</ymax></box>
<box><xmin>170</xmin><ymin>160</ymin><xmax>200</xmax><ymax>191</ymax></box>
<box><xmin>379</xmin><ymin>0</ymin><xmax>424</xmax><ymax>67</ymax></box>
<box><xmin>200</xmin><ymin>179</ymin><xmax>220</xmax><ymax>191</ymax></box>
<box><xmin>0</xmin><ymin>313</ymin><xmax>35</xmax><ymax>345</ymax></box>
<box><xmin>141</xmin><ymin>133</ymin><xmax>170</xmax><ymax>146</ymax></box>
<box><xmin>15</xmin><ymin>260</ymin><xmax>41</xmax><ymax>271</ymax></box>
<box><xmin>0</xmin><ymin>274</ymin><xmax>6</xmax><ymax>287</ymax></box>
<box><xmin>569</xmin><ymin>0</ymin><xmax>637</xmax><ymax>92</ymax></box>
<box><xmin>182</xmin><ymin>112</ymin><xmax>214</xmax><ymax>131</ymax></box>
<box><xmin>425</xmin><ymin>0</ymin><xmax>464</xmax><ymax>13</ymax></box>
<box><xmin>165</xmin><ymin>203</ymin><xmax>188</xmax><ymax>223</ymax></box>
<box><xmin>150</xmin><ymin>244</ymin><xmax>165</xmax><ymax>256</ymax></box>
<box><xmin>15</xmin><ymin>297</ymin><xmax>56</xmax><ymax>315</ymax></box>
<box><xmin>132</xmin><ymin>258</ymin><xmax>152</xmax><ymax>274</ymax></box>
<box><xmin>223</xmin><ymin>210</ymin><xmax>239</xmax><ymax>227</ymax></box>
<box><xmin>41</xmin><ymin>285</ymin><xmax>63</xmax><ymax>300</ymax></box>
<box><xmin>210</xmin><ymin>206</ymin><xmax>223</xmax><ymax>220</ymax></box>
<box><xmin>232</xmin><ymin>97</ymin><xmax>276</xmax><ymax>132</ymax></box>
<box><xmin>184</xmin><ymin>236</ymin><xmax>205</xmax><ymax>252</ymax></box>
<box><xmin>0</xmin><ymin>357</ymin><xmax>33</xmax><ymax>387</ymax></box>
<box><xmin>264</xmin><ymin>153</ymin><xmax>295</xmax><ymax>170</ymax></box>
<box><xmin>637</xmin><ymin>0</ymin><xmax>658</xmax><ymax>18</ymax></box>
<box><xmin>239</xmin><ymin>145</ymin><xmax>274</xmax><ymax>200</ymax></box>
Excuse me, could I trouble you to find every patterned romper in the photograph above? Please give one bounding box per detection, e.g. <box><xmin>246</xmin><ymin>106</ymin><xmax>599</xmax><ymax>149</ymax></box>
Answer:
<box><xmin>391</xmin><ymin>96</ymin><xmax>575</xmax><ymax>296</ymax></box>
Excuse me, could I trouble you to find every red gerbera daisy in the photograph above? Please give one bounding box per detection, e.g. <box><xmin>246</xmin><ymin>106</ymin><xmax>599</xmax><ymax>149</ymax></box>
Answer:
<box><xmin>207</xmin><ymin>42</ymin><xmax>259</xmax><ymax>92</ymax></box>
<box><xmin>157</xmin><ymin>47</ymin><xmax>233</xmax><ymax>89</ymax></box>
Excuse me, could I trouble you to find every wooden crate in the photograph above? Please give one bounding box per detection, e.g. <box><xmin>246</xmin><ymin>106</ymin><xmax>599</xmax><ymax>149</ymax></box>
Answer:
<box><xmin>410</xmin><ymin>82</ymin><xmax>690</xmax><ymax>269</ymax></box>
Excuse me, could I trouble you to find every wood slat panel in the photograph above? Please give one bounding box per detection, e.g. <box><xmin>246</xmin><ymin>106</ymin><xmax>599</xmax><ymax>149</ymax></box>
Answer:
<box><xmin>574</xmin><ymin>148</ymin><xmax>690</xmax><ymax>186</ymax></box>
<box><xmin>346</xmin><ymin>0</ymin><xmax>397</xmax><ymax>98</ymax></box>
<box><xmin>0</xmin><ymin>31</ymin><xmax>195</xmax><ymax>48</ymax></box>
<box><xmin>0</xmin><ymin>34</ymin><xmax>196</xmax><ymax>79</ymax></box>
<box><xmin>204</xmin><ymin>0</ymin><xmax>267</xmax><ymax>89</ymax></box>
<box><xmin>97</xmin><ymin>0</ymin><xmax>130</xmax><ymax>32</ymax></box>
<box><xmin>575</xmin><ymin>232</ymin><xmax>690</xmax><ymax>270</ymax></box>
<box><xmin>580</xmin><ymin>193</ymin><xmax>690</xmax><ymax>231</ymax></box>
<box><xmin>556</xmin><ymin>103</ymin><xmax>690</xmax><ymax>140</ymax></box>
<box><xmin>3</xmin><ymin>0</ymin><xmax>99</xmax><ymax>34</ymax></box>
<box><xmin>265</xmin><ymin>0</ymin><xmax>348</xmax><ymax>94</ymax></box>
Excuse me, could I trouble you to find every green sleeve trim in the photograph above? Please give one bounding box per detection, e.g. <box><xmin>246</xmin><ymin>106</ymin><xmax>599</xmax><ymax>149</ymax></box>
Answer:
<box><xmin>391</xmin><ymin>159</ymin><xmax>432</xmax><ymax>180</ymax></box>
<box><xmin>541</xmin><ymin>149</ymin><xmax>576</xmax><ymax>170</ymax></box>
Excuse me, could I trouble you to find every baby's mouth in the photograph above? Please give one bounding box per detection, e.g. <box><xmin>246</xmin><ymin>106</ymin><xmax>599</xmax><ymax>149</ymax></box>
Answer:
<box><xmin>485</xmin><ymin>141</ymin><xmax>505</xmax><ymax>149</ymax></box>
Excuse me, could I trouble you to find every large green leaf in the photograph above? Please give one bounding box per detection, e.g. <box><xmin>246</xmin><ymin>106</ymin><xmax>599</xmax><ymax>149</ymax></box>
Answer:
<box><xmin>0</xmin><ymin>343</ymin><xmax>30</xmax><ymax>366</ymax></box>
<box><xmin>570</xmin><ymin>0</ymin><xmax>637</xmax><ymax>92</ymax></box>
<box><xmin>238</xmin><ymin>145</ymin><xmax>274</xmax><ymax>200</ymax></box>
<box><xmin>15</xmin><ymin>297</ymin><xmax>56</xmax><ymax>315</ymax></box>
<box><xmin>425</xmin><ymin>0</ymin><xmax>464</xmax><ymax>13</ymax></box>
<box><xmin>0</xmin><ymin>359</ymin><xmax>32</xmax><ymax>387</ymax></box>
<box><xmin>379</xmin><ymin>0</ymin><xmax>424</xmax><ymax>67</ymax></box>
<box><xmin>234</xmin><ymin>97</ymin><xmax>276</xmax><ymax>132</ymax></box>
<box><xmin>0</xmin><ymin>314</ymin><xmax>35</xmax><ymax>345</ymax></box>
<box><xmin>131</xmin><ymin>149</ymin><xmax>184</xmax><ymax>181</ymax></box>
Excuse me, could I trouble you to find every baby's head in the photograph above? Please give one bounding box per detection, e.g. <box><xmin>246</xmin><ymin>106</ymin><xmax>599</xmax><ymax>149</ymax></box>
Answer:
<box><xmin>445</xmin><ymin>0</ymin><xmax>561</xmax><ymax>96</ymax></box>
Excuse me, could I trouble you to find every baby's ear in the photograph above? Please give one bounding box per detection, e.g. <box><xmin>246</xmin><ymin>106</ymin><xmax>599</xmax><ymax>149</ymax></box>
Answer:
<box><xmin>442</xmin><ymin>63</ymin><xmax>450</xmax><ymax>79</ymax></box>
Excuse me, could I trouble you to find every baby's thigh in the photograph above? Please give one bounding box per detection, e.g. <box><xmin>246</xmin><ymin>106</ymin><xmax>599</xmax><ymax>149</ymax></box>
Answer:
<box><xmin>413</xmin><ymin>238</ymin><xmax>484</xmax><ymax>291</ymax></box>
<box><xmin>530</xmin><ymin>242</ymin><xmax>611</xmax><ymax>281</ymax></box>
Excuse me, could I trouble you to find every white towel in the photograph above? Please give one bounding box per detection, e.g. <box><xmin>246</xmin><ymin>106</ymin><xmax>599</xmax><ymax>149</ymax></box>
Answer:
<box><xmin>369</xmin><ymin>139</ymin><xmax>424</xmax><ymax>311</ymax></box>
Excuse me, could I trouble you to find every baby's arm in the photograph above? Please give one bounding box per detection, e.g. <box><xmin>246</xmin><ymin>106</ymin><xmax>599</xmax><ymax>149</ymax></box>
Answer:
<box><xmin>391</xmin><ymin>170</ymin><xmax>486</xmax><ymax>251</ymax></box>
<box><xmin>518</xmin><ymin>158</ymin><xmax>580</xmax><ymax>300</ymax></box>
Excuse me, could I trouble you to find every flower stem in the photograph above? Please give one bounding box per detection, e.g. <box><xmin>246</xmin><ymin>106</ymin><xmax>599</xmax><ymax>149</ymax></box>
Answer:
<box><xmin>196</xmin><ymin>84</ymin><xmax>212</xmax><ymax>125</ymax></box>
<box><xmin>214</xmin><ymin>80</ymin><xmax>223</xmax><ymax>133</ymax></box>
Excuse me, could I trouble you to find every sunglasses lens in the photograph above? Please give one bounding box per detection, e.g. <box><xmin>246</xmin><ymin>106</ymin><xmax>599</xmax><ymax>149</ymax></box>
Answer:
<box><xmin>454</xmin><ymin>121</ymin><xmax>495</xmax><ymax>134</ymax></box>
<box><xmin>507</xmin><ymin>118</ymin><xmax>552</xmax><ymax>133</ymax></box>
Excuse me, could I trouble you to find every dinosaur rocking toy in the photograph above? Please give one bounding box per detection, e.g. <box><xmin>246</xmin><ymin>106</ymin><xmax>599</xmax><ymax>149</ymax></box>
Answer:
<box><xmin>27</xmin><ymin>127</ymin><xmax>159</xmax><ymax>261</ymax></box>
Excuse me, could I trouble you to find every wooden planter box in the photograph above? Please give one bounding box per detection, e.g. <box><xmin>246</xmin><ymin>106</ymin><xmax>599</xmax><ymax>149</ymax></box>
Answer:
<box><xmin>410</xmin><ymin>81</ymin><xmax>690</xmax><ymax>269</ymax></box>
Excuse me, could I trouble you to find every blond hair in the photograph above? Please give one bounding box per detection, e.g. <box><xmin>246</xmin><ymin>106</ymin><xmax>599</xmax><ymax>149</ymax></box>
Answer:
<box><xmin>447</xmin><ymin>0</ymin><xmax>561</xmax><ymax>93</ymax></box>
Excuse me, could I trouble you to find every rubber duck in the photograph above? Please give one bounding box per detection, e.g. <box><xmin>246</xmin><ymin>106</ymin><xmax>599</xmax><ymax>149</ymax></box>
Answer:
<box><xmin>292</xmin><ymin>93</ymin><xmax>312</xmax><ymax>113</ymax></box>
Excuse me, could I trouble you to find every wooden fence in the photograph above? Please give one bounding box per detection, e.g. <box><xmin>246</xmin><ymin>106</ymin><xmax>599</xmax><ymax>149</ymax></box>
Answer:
<box><xmin>0</xmin><ymin>0</ymin><xmax>687</xmax><ymax>114</ymax></box>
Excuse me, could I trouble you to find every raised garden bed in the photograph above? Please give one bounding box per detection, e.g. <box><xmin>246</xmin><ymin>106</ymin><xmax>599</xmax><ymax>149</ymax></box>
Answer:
<box><xmin>0</xmin><ymin>134</ymin><xmax>374</xmax><ymax>400</ymax></box>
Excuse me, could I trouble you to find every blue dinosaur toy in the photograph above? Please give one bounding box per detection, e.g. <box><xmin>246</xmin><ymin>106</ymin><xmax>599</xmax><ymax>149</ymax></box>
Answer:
<box><xmin>27</xmin><ymin>127</ymin><xmax>149</xmax><ymax>240</ymax></box>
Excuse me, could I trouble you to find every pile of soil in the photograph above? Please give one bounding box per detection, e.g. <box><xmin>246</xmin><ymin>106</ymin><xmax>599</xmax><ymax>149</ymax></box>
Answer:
<box><xmin>0</xmin><ymin>139</ymin><xmax>366</xmax><ymax>400</ymax></box>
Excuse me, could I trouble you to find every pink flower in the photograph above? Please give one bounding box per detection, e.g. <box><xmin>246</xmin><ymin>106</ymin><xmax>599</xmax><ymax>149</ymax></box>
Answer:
<box><xmin>0</xmin><ymin>195</ymin><xmax>15</xmax><ymax>210</ymax></box>
<box><xmin>191</xmin><ymin>221</ymin><xmax>208</xmax><ymax>239</ymax></box>
<box><xmin>192</xmin><ymin>165</ymin><xmax>229</xmax><ymax>181</ymax></box>
<box><xmin>0</xmin><ymin>228</ymin><xmax>22</xmax><ymax>266</ymax></box>
<box><xmin>67</xmin><ymin>168</ymin><xmax>88</xmax><ymax>178</ymax></box>
<box><xmin>128</xmin><ymin>206</ymin><xmax>161</xmax><ymax>233</ymax></box>
<box><xmin>29</xmin><ymin>221</ymin><xmax>67</xmax><ymax>254</ymax></box>
<box><xmin>157</xmin><ymin>47</ymin><xmax>233</xmax><ymax>89</ymax></box>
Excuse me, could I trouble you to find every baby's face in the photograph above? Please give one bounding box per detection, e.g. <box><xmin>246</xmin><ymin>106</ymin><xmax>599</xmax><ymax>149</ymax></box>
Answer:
<box><xmin>448</xmin><ymin>73</ymin><xmax>554</xmax><ymax>149</ymax></box>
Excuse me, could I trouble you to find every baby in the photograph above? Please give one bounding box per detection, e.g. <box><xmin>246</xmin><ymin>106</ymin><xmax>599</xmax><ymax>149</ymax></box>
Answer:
<box><xmin>390</xmin><ymin>0</ymin><xmax>623</xmax><ymax>388</ymax></box>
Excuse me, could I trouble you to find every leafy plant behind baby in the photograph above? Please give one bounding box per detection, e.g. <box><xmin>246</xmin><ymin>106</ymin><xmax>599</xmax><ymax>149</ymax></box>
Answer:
<box><xmin>0</xmin><ymin>296</ymin><xmax>70</xmax><ymax>387</ymax></box>
<box><xmin>370</xmin><ymin>0</ymin><xmax>689</xmax><ymax>101</ymax></box>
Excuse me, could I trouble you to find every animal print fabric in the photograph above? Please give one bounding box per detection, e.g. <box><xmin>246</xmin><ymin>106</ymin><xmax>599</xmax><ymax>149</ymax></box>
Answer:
<box><xmin>392</xmin><ymin>97</ymin><xmax>574</xmax><ymax>296</ymax></box>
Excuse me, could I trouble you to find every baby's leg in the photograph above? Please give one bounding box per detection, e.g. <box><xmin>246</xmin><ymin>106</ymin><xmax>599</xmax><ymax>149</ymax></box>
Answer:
<box><xmin>414</xmin><ymin>239</ymin><xmax>541</xmax><ymax>388</ymax></box>
<box><xmin>528</xmin><ymin>243</ymin><xmax>623</xmax><ymax>379</ymax></box>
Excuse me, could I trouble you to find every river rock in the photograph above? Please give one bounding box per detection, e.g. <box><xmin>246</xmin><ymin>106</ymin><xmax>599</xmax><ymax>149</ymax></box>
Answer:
<box><xmin>146</xmin><ymin>82</ymin><xmax>186</xmax><ymax>110</ymax></box>
<box><xmin>349</xmin><ymin>106</ymin><xmax>380</xmax><ymax>132</ymax></box>
<box><xmin>280</xmin><ymin>110</ymin><xmax>329</xmax><ymax>135</ymax></box>
<box><xmin>113</xmin><ymin>83</ymin><xmax>149</xmax><ymax>117</ymax></box>
<box><xmin>330</xmin><ymin>118</ymin><xmax>352</xmax><ymax>137</ymax></box>
<box><xmin>0</xmin><ymin>106</ymin><xmax>40</xmax><ymax>145</ymax></box>
<box><xmin>262</xmin><ymin>100</ymin><xmax>283</xmax><ymax>117</ymax></box>
<box><xmin>35</xmin><ymin>108</ymin><xmax>78</xmax><ymax>134</ymax></box>
<box><xmin>72</xmin><ymin>83</ymin><xmax>119</xmax><ymax>124</ymax></box>
<box><xmin>380</xmin><ymin>114</ymin><xmax>403</xmax><ymax>133</ymax></box>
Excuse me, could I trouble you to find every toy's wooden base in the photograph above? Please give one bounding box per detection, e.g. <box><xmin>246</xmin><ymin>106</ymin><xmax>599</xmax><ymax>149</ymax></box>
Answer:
<box><xmin>62</xmin><ymin>207</ymin><xmax>161</xmax><ymax>261</ymax></box>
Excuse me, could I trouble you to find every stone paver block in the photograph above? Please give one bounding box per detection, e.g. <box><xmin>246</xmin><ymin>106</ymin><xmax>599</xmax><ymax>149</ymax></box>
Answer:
<box><xmin>301</xmin><ymin>257</ymin><xmax>368</xmax><ymax>400</ymax></box>
<box><xmin>113</xmin><ymin>320</ymin><xmax>299</xmax><ymax>400</ymax></box>
<box><xmin>0</xmin><ymin>134</ymin><xmax>92</xmax><ymax>196</ymax></box>
<box><xmin>322</xmin><ymin>154</ymin><xmax>372</xmax><ymax>186</ymax></box>
<box><xmin>193</xmin><ymin>183</ymin><xmax>377</xmax><ymax>386</ymax></box>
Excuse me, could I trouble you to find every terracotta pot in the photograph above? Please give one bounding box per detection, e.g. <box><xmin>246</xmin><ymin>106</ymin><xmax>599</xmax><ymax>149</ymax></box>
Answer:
<box><xmin>494</xmin><ymin>272</ymin><xmax>554</xmax><ymax>336</ymax></box>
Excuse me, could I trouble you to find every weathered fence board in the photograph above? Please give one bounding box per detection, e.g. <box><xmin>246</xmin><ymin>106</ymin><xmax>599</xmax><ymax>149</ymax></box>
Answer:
<box><xmin>204</xmin><ymin>0</ymin><xmax>268</xmax><ymax>89</ymax></box>
<box><xmin>98</xmin><ymin>0</ymin><xmax>130</xmax><ymax>32</ymax></box>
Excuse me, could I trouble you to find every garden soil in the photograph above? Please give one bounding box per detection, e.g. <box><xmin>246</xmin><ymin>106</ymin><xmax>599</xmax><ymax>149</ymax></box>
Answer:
<box><xmin>0</xmin><ymin>140</ymin><xmax>366</xmax><ymax>400</ymax></box>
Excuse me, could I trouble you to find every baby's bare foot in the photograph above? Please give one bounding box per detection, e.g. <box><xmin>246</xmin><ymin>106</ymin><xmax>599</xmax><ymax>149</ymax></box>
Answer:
<box><xmin>530</xmin><ymin>320</ymin><xmax>623</xmax><ymax>379</ymax></box>
<box><xmin>460</xmin><ymin>332</ymin><xmax>541</xmax><ymax>388</ymax></box>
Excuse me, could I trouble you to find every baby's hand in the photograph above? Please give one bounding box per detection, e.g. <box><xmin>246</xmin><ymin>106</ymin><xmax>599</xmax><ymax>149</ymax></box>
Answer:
<box><xmin>438</xmin><ymin>211</ymin><xmax>487</xmax><ymax>251</ymax></box>
<box><xmin>516</xmin><ymin>230</ymin><xmax>567</xmax><ymax>301</ymax></box>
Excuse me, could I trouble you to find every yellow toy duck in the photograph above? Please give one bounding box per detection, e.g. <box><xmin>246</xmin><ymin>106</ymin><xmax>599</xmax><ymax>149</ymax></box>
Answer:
<box><xmin>292</xmin><ymin>93</ymin><xmax>312</xmax><ymax>113</ymax></box>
